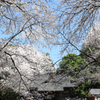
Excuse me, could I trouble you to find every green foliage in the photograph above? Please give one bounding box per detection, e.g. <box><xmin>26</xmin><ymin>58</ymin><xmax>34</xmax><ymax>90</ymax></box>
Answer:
<box><xmin>48</xmin><ymin>59</ymin><xmax>52</xmax><ymax>61</ymax></box>
<box><xmin>76</xmin><ymin>84</ymin><xmax>88</xmax><ymax>96</ymax></box>
<box><xmin>46</xmin><ymin>52</ymin><xmax>49</xmax><ymax>56</ymax></box>
<box><xmin>70</xmin><ymin>82</ymin><xmax>100</xmax><ymax>99</ymax></box>
<box><xmin>70</xmin><ymin>83</ymin><xmax>89</xmax><ymax>98</ymax></box>
<box><xmin>0</xmin><ymin>87</ymin><xmax>21</xmax><ymax>100</ymax></box>
<box><xmin>56</xmin><ymin>54</ymin><xmax>86</xmax><ymax>75</ymax></box>
<box><xmin>9</xmin><ymin>44</ymin><xmax>15</xmax><ymax>47</ymax></box>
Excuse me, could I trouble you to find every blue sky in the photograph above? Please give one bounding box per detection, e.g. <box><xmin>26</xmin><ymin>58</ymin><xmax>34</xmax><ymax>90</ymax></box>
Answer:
<box><xmin>0</xmin><ymin>33</ymin><xmax>81</xmax><ymax>68</ymax></box>
<box><xmin>38</xmin><ymin>43</ymin><xmax>81</xmax><ymax>67</ymax></box>
<box><xmin>0</xmin><ymin>0</ymin><xmax>82</xmax><ymax>68</ymax></box>
<box><xmin>39</xmin><ymin>46</ymin><xmax>63</xmax><ymax>65</ymax></box>
<box><xmin>0</xmin><ymin>0</ymin><xmax>65</xmax><ymax>67</ymax></box>
<box><xmin>0</xmin><ymin>33</ymin><xmax>62</xmax><ymax>66</ymax></box>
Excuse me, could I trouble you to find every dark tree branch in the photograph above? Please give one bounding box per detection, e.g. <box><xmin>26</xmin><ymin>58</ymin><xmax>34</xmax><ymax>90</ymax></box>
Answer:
<box><xmin>4</xmin><ymin>51</ymin><xmax>29</xmax><ymax>91</ymax></box>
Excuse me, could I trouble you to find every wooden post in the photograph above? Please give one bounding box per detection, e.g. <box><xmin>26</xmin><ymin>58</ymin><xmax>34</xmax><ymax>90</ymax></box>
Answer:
<box><xmin>90</xmin><ymin>97</ymin><xmax>95</xmax><ymax>100</ymax></box>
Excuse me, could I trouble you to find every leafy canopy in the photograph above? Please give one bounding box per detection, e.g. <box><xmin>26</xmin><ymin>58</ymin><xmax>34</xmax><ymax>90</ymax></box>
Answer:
<box><xmin>56</xmin><ymin>54</ymin><xmax>86</xmax><ymax>76</ymax></box>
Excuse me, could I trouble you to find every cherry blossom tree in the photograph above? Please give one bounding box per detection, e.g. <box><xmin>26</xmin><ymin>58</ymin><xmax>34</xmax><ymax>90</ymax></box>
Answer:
<box><xmin>82</xmin><ymin>22</ymin><xmax>100</xmax><ymax>75</ymax></box>
<box><xmin>0</xmin><ymin>0</ymin><xmax>100</xmax><ymax>99</ymax></box>
<box><xmin>0</xmin><ymin>0</ymin><xmax>57</xmax><ymax>99</ymax></box>
<box><xmin>55</xmin><ymin>0</ymin><xmax>100</xmax><ymax>88</ymax></box>
<box><xmin>55</xmin><ymin>0</ymin><xmax>100</xmax><ymax>53</ymax></box>
<box><xmin>71</xmin><ymin>23</ymin><xmax>100</xmax><ymax>94</ymax></box>
<box><xmin>0</xmin><ymin>44</ymin><xmax>56</xmax><ymax>98</ymax></box>
<box><xmin>0</xmin><ymin>0</ymin><xmax>58</xmax><ymax>49</ymax></box>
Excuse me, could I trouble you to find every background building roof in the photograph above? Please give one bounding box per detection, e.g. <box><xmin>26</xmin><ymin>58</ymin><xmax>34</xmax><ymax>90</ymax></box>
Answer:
<box><xmin>30</xmin><ymin>74</ymin><xmax>77</xmax><ymax>91</ymax></box>
<box><xmin>89</xmin><ymin>89</ymin><xmax>100</xmax><ymax>95</ymax></box>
